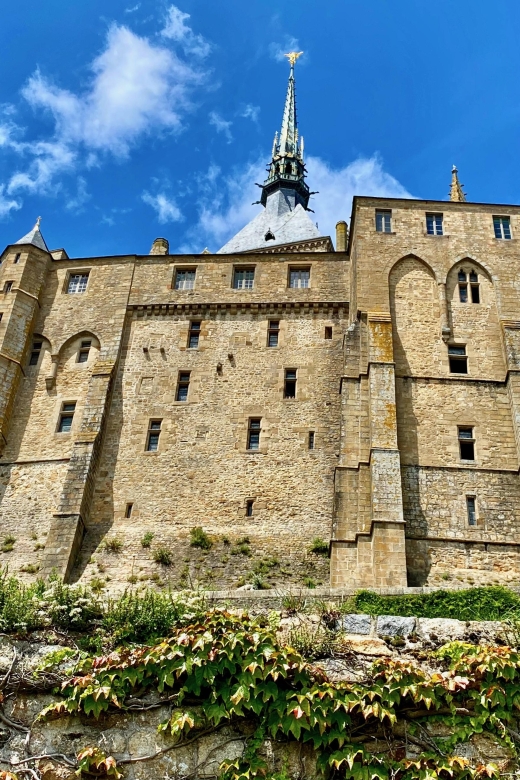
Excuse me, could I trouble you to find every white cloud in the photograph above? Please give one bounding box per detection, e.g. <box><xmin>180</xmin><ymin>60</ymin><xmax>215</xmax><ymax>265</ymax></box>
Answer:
<box><xmin>179</xmin><ymin>154</ymin><xmax>412</xmax><ymax>252</ymax></box>
<box><xmin>161</xmin><ymin>5</ymin><xmax>211</xmax><ymax>58</ymax></box>
<box><xmin>142</xmin><ymin>191</ymin><xmax>183</xmax><ymax>223</ymax></box>
<box><xmin>240</xmin><ymin>104</ymin><xmax>260</xmax><ymax>123</ymax></box>
<box><xmin>0</xmin><ymin>185</ymin><xmax>21</xmax><ymax>218</ymax></box>
<box><xmin>125</xmin><ymin>4</ymin><xmax>140</xmax><ymax>12</ymax></box>
<box><xmin>269</xmin><ymin>36</ymin><xmax>303</xmax><ymax>63</ymax></box>
<box><xmin>66</xmin><ymin>176</ymin><xmax>91</xmax><ymax>212</ymax></box>
<box><xmin>209</xmin><ymin>111</ymin><xmax>233</xmax><ymax>143</ymax></box>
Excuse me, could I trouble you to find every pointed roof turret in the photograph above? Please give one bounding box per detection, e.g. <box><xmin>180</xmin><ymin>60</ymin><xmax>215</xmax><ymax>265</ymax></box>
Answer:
<box><xmin>449</xmin><ymin>166</ymin><xmax>467</xmax><ymax>202</ymax></box>
<box><xmin>15</xmin><ymin>217</ymin><xmax>49</xmax><ymax>252</ymax></box>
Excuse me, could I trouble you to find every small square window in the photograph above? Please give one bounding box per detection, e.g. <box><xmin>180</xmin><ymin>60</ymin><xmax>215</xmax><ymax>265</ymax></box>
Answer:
<box><xmin>247</xmin><ymin>418</ymin><xmax>261</xmax><ymax>450</ymax></box>
<box><xmin>267</xmin><ymin>320</ymin><xmax>279</xmax><ymax>347</ymax></box>
<box><xmin>58</xmin><ymin>402</ymin><xmax>76</xmax><ymax>433</ymax></box>
<box><xmin>77</xmin><ymin>340</ymin><xmax>92</xmax><ymax>363</ymax></box>
<box><xmin>493</xmin><ymin>216</ymin><xmax>512</xmax><ymax>240</ymax></box>
<box><xmin>466</xmin><ymin>496</ymin><xmax>477</xmax><ymax>526</ymax></box>
<box><xmin>174</xmin><ymin>268</ymin><xmax>196</xmax><ymax>290</ymax></box>
<box><xmin>324</xmin><ymin>326</ymin><xmax>333</xmax><ymax>340</ymax></box>
<box><xmin>308</xmin><ymin>431</ymin><xmax>315</xmax><ymax>450</ymax></box>
<box><xmin>233</xmin><ymin>267</ymin><xmax>255</xmax><ymax>289</ymax></box>
<box><xmin>284</xmin><ymin>368</ymin><xmax>297</xmax><ymax>399</ymax></box>
<box><xmin>188</xmin><ymin>321</ymin><xmax>201</xmax><ymax>349</ymax></box>
<box><xmin>289</xmin><ymin>267</ymin><xmax>310</xmax><ymax>289</ymax></box>
<box><xmin>375</xmin><ymin>209</ymin><xmax>392</xmax><ymax>233</ymax></box>
<box><xmin>29</xmin><ymin>341</ymin><xmax>43</xmax><ymax>366</ymax></box>
<box><xmin>13</xmin><ymin>253</ymin><xmax>21</xmax><ymax>264</ymax></box>
<box><xmin>426</xmin><ymin>213</ymin><xmax>443</xmax><ymax>235</ymax></box>
<box><xmin>4</xmin><ymin>281</ymin><xmax>13</xmax><ymax>293</ymax></box>
<box><xmin>176</xmin><ymin>371</ymin><xmax>191</xmax><ymax>402</ymax></box>
<box><xmin>146</xmin><ymin>419</ymin><xmax>162</xmax><ymax>452</ymax></box>
<box><xmin>448</xmin><ymin>345</ymin><xmax>468</xmax><ymax>374</ymax></box>
<box><xmin>67</xmin><ymin>273</ymin><xmax>89</xmax><ymax>294</ymax></box>
<box><xmin>458</xmin><ymin>427</ymin><xmax>475</xmax><ymax>461</ymax></box>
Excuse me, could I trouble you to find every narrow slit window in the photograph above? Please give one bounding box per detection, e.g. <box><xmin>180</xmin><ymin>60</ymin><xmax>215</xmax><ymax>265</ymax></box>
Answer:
<box><xmin>77</xmin><ymin>340</ymin><xmax>92</xmax><ymax>363</ymax></box>
<box><xmin>4</xmin><ymin>281</ymin><xmax>13</xmax><ymax>293</ymax></box>
<box><xmin>0</xmin><ymin>313</ymin><xmax>3</xmax><ymax>322</ymax></box>
<box><xmin>289</xmin><ymin>267</ymin><xmax>310</xmax><ymax>289</ymax></box>
<box><xmin>29</xmin><ymin>341</ymin><xmax>43</xmax><ymax>366</ymax></box>
<box><xmin>246</xmin><ymin>499</ymin><xmax>254</xmax><ymax>517</ymax></box>
<box><xmin>247</xmin><ymin>418</ymin><xmax>261</xmax><ymax>451</ymax></box>
<box><xmin>470</xmin><ymin>271</ymin><xmax>480</xmax><ymax>304</ymax></box>
<box><xmin>67</xmin><ymin>273</ymin><xmax>89</xmax><ymax>294</ymax></box>
<box><xmin>176</xmin><ymin>371</ymin><xmax>191</xmax><ymax>402</ymax></box>
<box><xmin>448</xmin><ymin>345</ymin><xmax>468</xmax><ymax>374</ymax></box>
<box><xmin>267</xmin><ymin>320</ymin><xmax>279</xmax><ymax>347</ymax></box>
<box><xmin>13</xmin><ymin>253</ymin><xmax>21</xmax><ymax>264</ymax></box>
<box><xmin>308</xmin><ymin>431</ymin><xmax>315</xmax><ymax>450</ymax></box>
<box><xmin>188</xmin><ymin>321</ymin><xmax>201</xmax><ymax>349</ymax></box>
<box><xmin>458</xmin><ymin>427</ymin><xmax>475</xmax><ymax>461</ymax></box>
<box><xmin>466</xmin><ymin>496</ymin><xmax>477</xmax><ymax>526</ymax></box>
<box><xmin>458</xmin><ymin>271</ymin><xmax>468</xmax><ymax>303</ymax></box>
<box><xmin>233</xmin><ymin>267</ymin><xmax>255</xmax><ymax>289</ymax></box>
<box><xmin>146</xmin><ymin>419</ymin><xmax>162</xmax><ymax>452</ymax></box>
<box><xmin>284</xmin><ymin>369</ymin><xmax>297</xmax><ymax>399</ymax></box>
<box><xmin>493</xmin><ymin>216</ymin><xmax>512</xmax><ymax>239</ymax></box>
<box><xmin>174</xmin><ymin>268</ymin><xmax>196</xmax><ymax>290</ymax></box>
<box><xmin>324</xmin><ymin>326</ymin><xmax>333</xmax><ymax>340</ymax></box>
<box><xmin>426</xmin><ymin>213</ymin><xmax>443</xmax><ymax>235</ymax></box>
<box><xmin>375</xmin><ymin>209</ymin><xmax>392</xmax><ymax>233</ymax></box>
<box><xmin>57</xmin><ymin>402</ymin><xmax>76</xmax><ymax>433</ymax></box>
<box><xmin>125</xmin><ymin>503</ymin><xmax>133</xmax><ymax>519</ymax></box>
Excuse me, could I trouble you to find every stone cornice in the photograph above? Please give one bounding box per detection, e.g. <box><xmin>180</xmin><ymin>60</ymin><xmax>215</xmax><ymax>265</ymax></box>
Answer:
<box><xmin>130</xmin><ymin>300</ymin><xmax>349</xmax><ymax>316</ymax></box>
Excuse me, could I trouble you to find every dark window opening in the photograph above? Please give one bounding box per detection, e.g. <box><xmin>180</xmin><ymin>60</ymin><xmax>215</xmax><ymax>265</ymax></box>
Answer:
<box><xmin>176</xmin><ymin>371</ymin><xmax>191</xmax><ymax>402</ymax></box>
<box><xmin>146</xmin><ymin>419</ymin><xmax>162</xmax><ymax>452</ymax></box>
<box><xmin>469</xmin><ymin>270</ymin><xmax>478</xmax><ymax>283</ymax></box>
<box><xmin>247</xmin><ymin>418</ymin><xmax>261</xmax><ymax>451</ymax></box>
<box><xmin>265</xmin><ymin>230</ymin><xmax>275</xmax><ymax>241</ymax></box>
<box><xmin>459</xmin><ymin>283</ymin><xmax>468</xmax><ymax>303</ymax></box>
<box><xmin>29</xmin><ymin>341</ymin><xmax>43</xmax><ymax>366</ymax></box>
<box><xmin>448</xmin><ymin>345</ymin><xmax>468</xmax><ymax>374</ymax></box>
<box><xmin>284</xmin><ymin>369</ymin><xmax>297</xmax><ymax>399</ymax></box>
<box><xmin>458</xmin><ymin>270</ymin><xmax>467</xmax><ymax>282</ymax></box>
<box><xmin>0</xmin><ymin>313</ymin><xmax>3</xmax><ymax>322</ymax></box>
<box><xmin>13</xmin><ymin>253</ymin><xmax>21</xmax><ymax>264</ymax></box>
<box><xmin>324</xmin><ymin>326</ymin><xmax>333</xmax><ymax>340</ymax></box>
<box><xmin>471</xmin><ymin>284</ymin><xmax>480</xmax><ymax>304</ymax></box>
<box><xmin>458</xmin><ymin>427</ymin><xmax>475</xmax><ymax>461</ymax></box>
<box><xmin>4</xmin><ymin>281</ymin><xmax>13</xmax><ymax>293</ymax></box>
<box><xmin>466</xmin><ymin>496</ymin><xmax>477</xmax><ymax>526</ymax></box>
<box><xmin>267</xmin><ymin>320</ymin><xmax>279</xmax><ymax>347</ymax></box>
<box><xmin>246</xmin><ymin>499</ymin><xmax>254</xmax><ymax>517</ymax></box>
<box><xmin>58</xmin><ymin>402</ymin><xmax>76</xmax><ymax>433</ymax></box>
<box><xmin>285</xmin><ymin>163</ymin><xmax>292</xmax><ymax>175</ymax></box>
<box><xmin>308</xmin><ymin>431</ymin><xmax>315</xmax><ymax>450</ymax></box>
<box><xmin>77</xmin><ymin>340</ymin><xmax>92</xmax><ymax>363</ymax></box>
<box><xmin>125</xmin><ymin>503</ymin><xmax>133</xmax><ymax>519</ymax></box>
<box><xmin>375</xmin><ymin>210</ymin><xmax>392</xmax><ymax>233</ymax></box>
<box><xmin>188</xmin><ymin>321</ymin><xmax>201</xmax><ymax>349</ymax></box>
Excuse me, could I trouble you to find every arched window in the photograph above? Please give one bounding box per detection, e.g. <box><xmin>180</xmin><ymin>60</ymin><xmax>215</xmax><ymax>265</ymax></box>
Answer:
<box><xmin>265</xmin><ymin>230</ymin><xmax>275</xmax><ymax>241</ymax></box>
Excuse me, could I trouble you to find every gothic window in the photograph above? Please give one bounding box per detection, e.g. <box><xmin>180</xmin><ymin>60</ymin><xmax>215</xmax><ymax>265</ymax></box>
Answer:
<box><xmin>233</xmin><ymin>267</ymin><xmax>255</xmax><ymax>289</ymax></box>
<box><xmin>267</xmin><ymin>320</ymin><xmax>279</xmax><ymax>347</ymax></box>
<box><xmin>29</xmin><ymin>341</ymin><xmax>43</xmax><ymax>366</ymax></box>
<box><xmin>289</xmin><ymin>267</ymin><xmax>310</xmax><ymax>288</ymax></box>
<box><xmin>77</xmin><ymin>340</ymin><xmax>92</xmax><ymax>363</ymax></box>
<box><xmin>247</xmin><ymin>418</ymin><xmax>261</xmax><ymax>450</ymax></box>
<box><xmin>188</xmin><ymin>321</ymin><xmax>201</xmax><ymax>349</ymax></box>
<box><xmin>284</xmin><ymin>369</ymin><xmax>297</xmax><ymax>399</ymax></box>
<box><xmin>67</xmin><ymin>273</ymin><xmax>89</xmax><ymax>294</ymax></box>
<box><xmin>174</xmin><ymin>268</ymin><xmax>196</xmax><ymax>290</ymax></box>
<box><xmin>493</xmin><ymin>216</ymin><xmax>512</xmax><ymax>239</ymax></box>
<box><xmin>176</xmin><ymin>371</ymin><xmax>191</xmax><ymax>402</ymax></box>
<box><xmin>448</xmin><ymin>344</ymin><xmax>468</xmax><ymax>374</ymax></box>
<box><xmin>466</xmin><ymin>496</ymin><xmax>477</xmax><ymax>526</ymax></box>
<box><xmin>375</xmin><ymin>209</ymin><xmax>392</xmax><ymax>233</ymax></box>
<box><xmin>458</xmin><ymin>427</ymin><xmax>475</xmax><ymax>461</ymax></box>
<box><xmin>57</xmin><ymin>402</ymin><xmax>76</xmax><ymax>433</ymax></box>
<box><xmin>264</xmin><ymin>230</ymin><xmax>275</xmax><ymax>241</ymax></box>
<box><xmin>146</xmin><ymin>420</ymin><xmax>162</xmax><ymax>451</ymax></box>
<box><xmin>426</xmin><ymin>213</ymin><xmax>443</xmax><ymax>235</ymax></box>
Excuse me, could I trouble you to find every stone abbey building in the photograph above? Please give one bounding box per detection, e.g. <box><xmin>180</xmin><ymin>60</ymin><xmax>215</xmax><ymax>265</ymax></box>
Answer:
<box><xmin>1</xmin><ymin>56</ymin><xmax>520</xmax><ymax>591</ymax></box>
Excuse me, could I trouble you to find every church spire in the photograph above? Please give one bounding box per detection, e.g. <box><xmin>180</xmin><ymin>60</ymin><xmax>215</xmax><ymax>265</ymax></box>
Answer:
<box><xmin>449</xmin><ymin>165</ymin><xmax>467</xmax><ymax>202</ymax></box>
<box><xmin>15</xmin><ymin>216</ymin><xmax>49</xmax><ymax>252</ymax></box>
<box><xmin>260</xmin><ymin>52</ymin><xmax>311</xmax><ymax>211</ymax></box>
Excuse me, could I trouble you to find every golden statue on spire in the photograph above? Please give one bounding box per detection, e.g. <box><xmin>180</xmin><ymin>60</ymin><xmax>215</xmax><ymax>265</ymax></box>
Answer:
<box><xmin>284</xmin><ymin>51</ymin><xmax>303</xmax><ymax>66</ymax></box>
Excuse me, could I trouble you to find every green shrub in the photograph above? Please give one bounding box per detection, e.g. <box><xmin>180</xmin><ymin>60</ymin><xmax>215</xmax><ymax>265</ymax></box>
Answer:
<box><xmin>103</xmin><ymin>537</ymin><xmax>123</xmax><ymax>554</ymax></box>
<box><xmin>2</xmin><ymin>535</ymin><xmax>16</xmax><ymax>553</ymax></box>
<box><xmin>309</xmin><ymin>537</ymin><xmax>329</xmax><ymax>555</ymax></box>
<box><xmin>141</xmin><ymin>532</ymin><xmax>154</xmax><ymax>548</ymax></box>
<box><xmin>153</xmin><ymin>546</ymin><xmax>172</xmax><ymax>566</ymax></box>
<box><xmin>190</xmin><ymin>526</ymin><xmax>213</xmax><ymax>550</ymax></box>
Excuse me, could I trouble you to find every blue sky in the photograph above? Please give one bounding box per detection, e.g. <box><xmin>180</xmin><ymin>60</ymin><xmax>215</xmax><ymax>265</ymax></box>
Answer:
<box><xmin>1</xmin><ymin>0</ymin><xmax>520</xmax><ymax>257</ymax></box>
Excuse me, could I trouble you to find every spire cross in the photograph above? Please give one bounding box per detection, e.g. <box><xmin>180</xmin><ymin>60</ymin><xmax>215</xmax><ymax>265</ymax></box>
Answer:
<box><xmin>284</xmin><ymin>51</ymin><xmax>303</xmax><ymax>67</ymax></box>
<box><xmin>35</xmin><ymin>216</ymin><xmax>42</xmax><ymax>229</ymax></box>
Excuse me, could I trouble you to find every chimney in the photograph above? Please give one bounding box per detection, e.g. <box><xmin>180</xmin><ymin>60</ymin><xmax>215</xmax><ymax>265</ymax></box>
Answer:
<box><xmin>335</xmin><ymin>221</ymin><xmax>348</xmax><ymax>252</ymax></box>
<box><xmin>149</xmin><ymin>237</ymin><xmax>169</xmax><ymax>255</ymax></box>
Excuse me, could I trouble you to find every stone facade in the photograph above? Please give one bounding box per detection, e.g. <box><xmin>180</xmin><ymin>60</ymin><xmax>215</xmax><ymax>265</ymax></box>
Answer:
<box><xmin>2</xmin><ymin>195</ymin><xmax>520</xmax><ymax>589</ymax></box>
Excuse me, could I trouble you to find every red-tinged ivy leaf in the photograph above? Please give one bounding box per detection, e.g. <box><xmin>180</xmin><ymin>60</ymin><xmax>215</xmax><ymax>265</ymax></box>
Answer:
<box><xmin>291</xmin><ymin>706</ymin><xmax>305</xmax><ymax>719</ymax></box>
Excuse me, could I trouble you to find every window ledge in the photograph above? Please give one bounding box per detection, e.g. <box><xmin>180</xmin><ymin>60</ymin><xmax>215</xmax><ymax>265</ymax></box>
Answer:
<box><xmin>375</xmin><ymin>231</ymin><xmax>396</xmax><ymax>236</ymax></box>
<box><xmin>424</xmin><ymin>233</ymin><xmax>449</xmax><ymax>238</ymax></box>
<box><xmin>493</xmin><ymin>238</ymin><xmax>517</xmax><ymax>242</ymax></box>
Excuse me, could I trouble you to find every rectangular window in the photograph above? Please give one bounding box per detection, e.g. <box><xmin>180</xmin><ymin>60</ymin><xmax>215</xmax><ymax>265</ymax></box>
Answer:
<box><xmin>247</xmin><ymin>418</ymin><xmax>261</xmax><ymax>451</ymax></box>
<box><xmin>188</xmin><ymin>321</ymin><xmax>201</xmax><ymax>349</ymax></box>
<box><xmin>324</xmin><ymin>326</ymin><xmax>333</xmax><ymax>340</ymax></box>
<box><xmin>308</xmin><ymin>431</ymin><xmax>315</xmax><ymax>450</ymax></box>
<box><xmin>233</xmin><ymin>267</ymin><xmax>255</xmax><ymax>289</ymax></box>
<box><xmin>176</xmin><ymin>371</ymin><xmax>191</xmax><ymax>401</ymax></box>
<box><xmin>267</xmin><ymin>320</ymin><xmax>279</xmax><ymax>347</ymax></box>
<box><xmin>246</xmin><ymin>499</ymin><xmax>254</xmax><ymax>517</ymax></box>
<box><xmin>466</xmin><ymin>496</ymin><xmax>477</xmax><ymax>526</ymax></box>
<box><xmin>375</xmin><ymin>209</ymin><xmax>392</xmax><ymax>233</ymax></box>
<box><xmin>471</xmin><ymin>283</ymin><xmax>480</xmax><ymax>304</ymax></box>
<box><xmin>125</xmin><ymin>502</ymin><xmax>133</xmax><ymax>519</ymax></box>
<box><xmin>458</xmin><ymin>427</ymin><xmax>475</xmax><ymax>461</ymax></box>
<box><xmin>29</xmin><ymin>341</ymin><xmax>43</xmax><ymax>366</ymax></box>
<box><xmin>57</xmin><ymin>402</ymin><xmax>76</xmax><ymax>433</ymax></box>
<box><xmin>67</xmin><ymin>273</ymin><xmax>89</xmax><ymax>294</ymax></box>
<box><xmin>493</xmin><ymin>216</ymin><xmax>512</xmax><ymax>240</ymax></box>
<box><xmin>174</xmin><ymin>268</ymin><xmax>196</xmax><ymax>290</ymax></box>
<box><xmin>146</xmin><ymin>419</ymin><xmax>162</xmax><ymax>452</ymax></box>
<box><xmin>13</xmin><ymin>253</ymin><xmax>21</xmax><ymax>264</ymax></box>
<box><xmin>448</xmin><ymin>345</ymin><xmax>468</xmax><ymax>374</ymax></box>
<box><xmin>77</xmin><ymin>340</ymin><xmax>92</xmax><ymax>363</ymax></box>
<box><xmin>284</xmin><ymin>368</ymin><xmax>297</xmax><ymax>399</ymax></box>
<box><xmin>289</xmin><ymin>267</ymin><xmax>310</xmax><ymax>289</ymax></box>
<box><xmin>426</xmin><ymin>213</ymin><xmax>443</xmax><ymax>235</ymax></box>
<box><xmin>4</xmin><ymin>281</ymin><xmax>13</xmax><ymax>293</ymax></box>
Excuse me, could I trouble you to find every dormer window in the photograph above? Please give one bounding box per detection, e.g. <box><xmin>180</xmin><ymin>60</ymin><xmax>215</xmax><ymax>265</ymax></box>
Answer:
<box><xmin>265</xmin><ymin>230</ymin><xmax>275</xmax><ymax>241</ymax></box>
